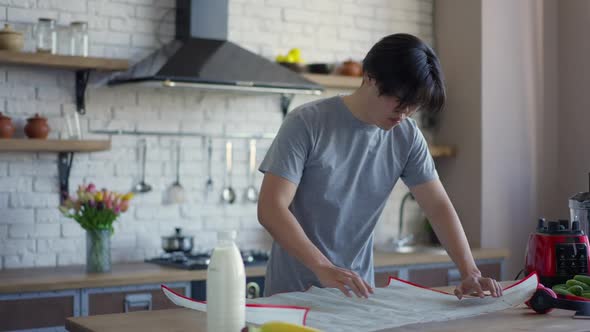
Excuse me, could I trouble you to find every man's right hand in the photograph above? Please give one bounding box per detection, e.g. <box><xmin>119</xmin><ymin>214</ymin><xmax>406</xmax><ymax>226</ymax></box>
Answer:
<box><xmin>311</xmin><ymin>263</ymin><xmax>374</xmax><ymax>298</ymax></box>
<box><xmin>259</xmin><ymin>173</ymin><xmax>374</xmax><ymax>298</ymax></box>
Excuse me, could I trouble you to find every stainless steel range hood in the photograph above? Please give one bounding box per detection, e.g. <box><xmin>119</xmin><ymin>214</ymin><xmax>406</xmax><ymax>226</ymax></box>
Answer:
<box><xmin>108</xmin><ymin>0</ymin><xmax>323</xmax><ymax>95</ymax></box>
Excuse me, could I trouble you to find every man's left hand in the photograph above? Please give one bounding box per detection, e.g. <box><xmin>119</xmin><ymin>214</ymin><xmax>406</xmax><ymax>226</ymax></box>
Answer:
<box><xmin>454</xmin><ymin>273</ymin><xmax>503</xmax><ymax>299</ymax></box>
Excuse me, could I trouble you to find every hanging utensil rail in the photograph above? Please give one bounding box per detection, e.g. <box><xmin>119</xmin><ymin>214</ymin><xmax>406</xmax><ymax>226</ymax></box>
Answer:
<box><xmin>89</xmin><ymin>129</ymin><xmax>276</xmax><ymax>140</ymax></box>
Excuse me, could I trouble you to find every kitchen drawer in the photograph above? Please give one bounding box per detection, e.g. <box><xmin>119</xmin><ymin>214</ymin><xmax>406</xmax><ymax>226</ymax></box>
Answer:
<box><xmin>375</xmin><ymin>270</ymin><xmax>399</xmax><ymax>287</ymax></box>
<box><xmin>477</xmin><ymin>262</ymin><xmax>502</xmax><ymax>281</ymax></box>
<box><xmin>82</xmin><ymin>282</ymin><xmax>190</xmax><ymax>316</ymax></box>
<box><xmin>0</xmin><ymin>290</ymin><xmax>79</xmax><ymax>331</ymax></box>
<box><xmin>408</xmin><ymin>262</ymin><xmax>503</xmax><ymax>288</ymax></box>
<box><xmin>408</xmin><ymin>266</ymin><xmax>449</xmax><ymax>287</ymax></box>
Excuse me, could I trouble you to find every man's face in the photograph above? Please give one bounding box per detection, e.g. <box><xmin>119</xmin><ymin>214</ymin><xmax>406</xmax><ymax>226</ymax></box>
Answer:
<box><xmin>365</xmin><ymin>78</ymin><xmax>418</xmax><ymax>130</ymax></box>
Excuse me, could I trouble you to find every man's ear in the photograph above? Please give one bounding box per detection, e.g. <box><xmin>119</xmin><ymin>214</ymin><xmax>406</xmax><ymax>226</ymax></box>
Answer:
<box><xmin>362</xmin><ymin>73</ymin><xmax>375</xmax><ymax>87</ymax></box>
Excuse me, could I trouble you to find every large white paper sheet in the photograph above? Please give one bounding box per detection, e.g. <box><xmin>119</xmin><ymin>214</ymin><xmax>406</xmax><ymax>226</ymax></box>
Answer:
<box><xmin>247</xmin><ymin>273</ymin><xmax>538</xmax><ymax>332</ymax></box>
<box><xmin>162</xmin><ymin>274</ymin><xmax>538</xmax><ymax>331</ymax></box>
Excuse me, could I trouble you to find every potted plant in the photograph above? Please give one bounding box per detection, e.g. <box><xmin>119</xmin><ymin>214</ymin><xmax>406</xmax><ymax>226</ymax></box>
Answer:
<box><xmin>59</xmin><ymin>183</ymin><xmax>133</xmax><ymax>273</ymax></box>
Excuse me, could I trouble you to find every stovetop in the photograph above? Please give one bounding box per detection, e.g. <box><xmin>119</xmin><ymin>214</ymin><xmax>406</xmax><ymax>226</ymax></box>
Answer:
<box><xmin>145</xmin><ymin>250</ymin><xmax>270</xmax><ymax>270</ymax></box>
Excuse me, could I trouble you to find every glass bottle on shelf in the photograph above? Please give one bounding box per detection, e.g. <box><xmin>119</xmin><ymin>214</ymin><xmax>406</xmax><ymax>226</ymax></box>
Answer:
<box><xmin>35</xmin><ymin>18</ymin><xmax>57</xmax><ymax>54</ymax></box>
<box><xmin>56</xmin><ymin>25</ymin><xmax>70</xmax><ymax>55</ymax></box>
<box><xmin>69</xmin><ymin>21</ymin><xmax>88</xmax><ymax>57</ymax></box>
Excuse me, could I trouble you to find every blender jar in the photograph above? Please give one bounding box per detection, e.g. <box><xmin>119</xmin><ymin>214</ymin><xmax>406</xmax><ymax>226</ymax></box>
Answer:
<box><xmin>570</xmin><ymin>192</ymin><xmax>590</xmax><ymax>235</ymax></box>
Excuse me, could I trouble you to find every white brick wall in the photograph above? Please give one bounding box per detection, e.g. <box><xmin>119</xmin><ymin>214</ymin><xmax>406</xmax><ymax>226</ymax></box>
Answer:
<box><xmin>0</xmin><ymin>0</ymin><xmax>432</xmax><ymax>269</ymax></box>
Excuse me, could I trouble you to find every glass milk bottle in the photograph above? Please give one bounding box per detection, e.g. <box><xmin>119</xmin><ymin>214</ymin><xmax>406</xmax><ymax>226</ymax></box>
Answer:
<box><xmin>206</xmin><ymin>230</ymin><xmax>245</xmax><ymax>332</ymax></box>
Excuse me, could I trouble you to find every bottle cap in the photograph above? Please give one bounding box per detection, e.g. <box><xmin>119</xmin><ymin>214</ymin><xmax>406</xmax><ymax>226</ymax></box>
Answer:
<box><xmin>218</xmin><ymin>230</ymin><xmax>237</xmax><ymax>242</ymax></box>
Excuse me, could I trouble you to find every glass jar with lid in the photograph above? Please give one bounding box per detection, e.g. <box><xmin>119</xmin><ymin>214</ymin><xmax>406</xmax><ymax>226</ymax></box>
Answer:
<box><xmin>69</xmin><ymin>21</ymin><xmax>88</xmax><ymax>57</ymax></box>
<box><xmin>35</xmin><ymin>18</ymin><xmax>57</xmax><ymax>54</ymax></box>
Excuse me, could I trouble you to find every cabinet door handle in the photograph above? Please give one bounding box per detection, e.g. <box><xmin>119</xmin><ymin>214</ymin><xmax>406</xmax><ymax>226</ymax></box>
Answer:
<box><xmin>124</xmin><ymin>293</ymin><xmax>153</xmax><ymax>312</ymax></box>
<box><xmin>246</xmin><ymin>282</ymin><xmax>261</xmax><ymax>299</ymax></box>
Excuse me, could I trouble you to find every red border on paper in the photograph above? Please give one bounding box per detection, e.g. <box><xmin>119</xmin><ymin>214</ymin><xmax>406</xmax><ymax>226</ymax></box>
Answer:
<box><xmin>161</xmin><ymin>284</ymin><xmax>311</xmax><ymax>325</ymax></box>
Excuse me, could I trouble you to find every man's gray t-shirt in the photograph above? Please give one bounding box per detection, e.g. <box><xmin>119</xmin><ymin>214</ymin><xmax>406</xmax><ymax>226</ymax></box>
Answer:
<box><xmin>259</xmin><ymin>96</ymin><xmax>438</xmax><ymax>296</ymax></box>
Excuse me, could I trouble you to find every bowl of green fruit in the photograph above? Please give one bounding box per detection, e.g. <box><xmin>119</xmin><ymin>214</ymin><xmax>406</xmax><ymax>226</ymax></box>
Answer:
<box><xmin>552</xmin><ymin>275</ymin><xmax>590</xmax><ymax>301</ymax></box>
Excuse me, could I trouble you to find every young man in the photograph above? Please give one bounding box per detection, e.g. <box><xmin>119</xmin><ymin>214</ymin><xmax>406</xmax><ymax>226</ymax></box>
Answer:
<box><xmin>258</xmin><ymin>33</ymin><xmax>502</xmax><ymax>299</ymax></box>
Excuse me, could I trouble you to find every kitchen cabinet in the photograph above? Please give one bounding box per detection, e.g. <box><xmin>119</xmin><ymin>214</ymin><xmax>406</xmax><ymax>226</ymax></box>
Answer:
<box><xmin>0</xmin><ymin>282</ymin><xmax>189</xmax><ymax>332</ymax></box>
<box><xmin>375</xmin><ymin>259</ymin><xmax>503</xmax><ymax>288</ymax></box>
<box><xmin>478</xmin><ymin>261</ymin><xmax>503</xmax><ymax>280</ymax></box>
<box><xmin>375</xmin><ymin>270</ymin><xmax>399</xmax><ymax>287</ymax></box>
<box><xmin>0</xmin><ymin>289</ymin><xmax>79</xmax><ymax>331</ymax></box>
<box><xmin>409</xmin><ymin>266</ymin><xmax>454</xmax><ymax>287</ymax></box>
<box><xmin>408</xmin><ymin>262</ymin><xmax>502</xmax><ymax>287</ymax></box>
<box><xmin>83</xmin><ymin>282</ymin><xmax>190</xmax><ymax>316</ymax></box>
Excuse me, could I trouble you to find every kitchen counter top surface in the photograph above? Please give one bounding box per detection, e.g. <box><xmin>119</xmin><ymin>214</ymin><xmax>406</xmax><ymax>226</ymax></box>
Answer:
<box><xmin>65</xmin><ymin>282</ymin><xmax>583</xmax><ymax>332</ymax></box>
<box><xmin>0</xmin><ymin>248</ymin><xmax>509</xmax><ymax>294</ymax></box>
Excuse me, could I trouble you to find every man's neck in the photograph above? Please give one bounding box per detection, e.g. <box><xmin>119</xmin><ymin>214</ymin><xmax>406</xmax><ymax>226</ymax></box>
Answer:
<box><xmin>341</xmin><ymin>90</ymin><xmax>373</xmax><ymax>125</ymax></box>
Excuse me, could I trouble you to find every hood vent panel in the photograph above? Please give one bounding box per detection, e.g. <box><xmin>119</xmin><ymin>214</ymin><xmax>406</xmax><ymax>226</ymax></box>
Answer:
<box><xmin>109</xmin><ymin>0</ymin><xmax>322</xmax><ymax>95</ymax></box>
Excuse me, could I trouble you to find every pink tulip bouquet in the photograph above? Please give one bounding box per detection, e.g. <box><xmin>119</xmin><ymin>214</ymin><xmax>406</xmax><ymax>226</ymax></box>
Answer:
<box><xmin>59</xmin><ymin>183</ymin><xmax>133</xmax><ymax>234</ymax></box>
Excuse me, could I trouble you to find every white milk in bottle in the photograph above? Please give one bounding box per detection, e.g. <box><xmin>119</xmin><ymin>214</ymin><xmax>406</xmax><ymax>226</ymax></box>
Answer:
<box><xmin>206</xmin><ymin>230</ymin><xmax>246</xmax><ymax>332</ymax></box>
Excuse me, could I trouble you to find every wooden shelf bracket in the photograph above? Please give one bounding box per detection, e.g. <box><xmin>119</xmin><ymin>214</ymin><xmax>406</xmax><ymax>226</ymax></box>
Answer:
<box><xmin>58</xmin><ymin>152</ymin><xmax>74</xmax><ymax>202</ymax></box>
<box><xmin>280</xmin><ymin>93</ymin><xmax>294</xmax><ymax>118</ymax></box>
<box><xmin>75</xmin><ymin>70</ymin><xmax>91</xmax><ymax>115</ymax></box>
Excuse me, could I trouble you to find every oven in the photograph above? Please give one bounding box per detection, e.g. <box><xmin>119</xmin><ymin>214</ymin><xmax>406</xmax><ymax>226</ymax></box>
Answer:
<box><xmin>190</xmin><ymin>276</ymin><xmax>266</xmax><ymax>301</ymax></box>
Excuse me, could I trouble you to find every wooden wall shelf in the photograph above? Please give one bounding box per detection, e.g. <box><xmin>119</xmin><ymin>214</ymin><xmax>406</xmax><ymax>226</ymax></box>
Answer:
<box><xmin>0</xmin><ymin>51</ymin><xmax>129</xmax><ymax>71</ymax></box>
<box><xmin>0</xmin><ymin>139</ymin><xmax>111</xmax><ymax>202</ymax></box>
<box><xmin>0</xmin><ymin>51</ymin><xmax>129</xmax><ymax>115</ymax></box>
<box><xmin>429</xmin><ymin>145</ymin><xmax>456</xmax><ymax>158</ymax></box>
<box><xmin>302</xmin><ymin>73</ymin><xmax>362</xmax><ymax>89</ymax></box>
<box><xmin>0</xmin><ymin>139</ymin><xmax>111</xmax><ymax>153</ymax></box>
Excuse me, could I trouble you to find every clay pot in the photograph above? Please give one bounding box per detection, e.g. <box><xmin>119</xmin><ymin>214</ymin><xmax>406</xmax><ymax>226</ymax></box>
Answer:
<box><xmin>24</xmin><ymin>114</ymin><xmax>50</xmax><ymax>139</ymax></box>
<box><xmin>0</xmin><ymin>24</ymin><xmax>24</xmax><ymax>52</ymax></box>
<box><xmin>338</xmin><ymin>60</ymin><xmax>363</xmax><ymax>77</ymax></box>
<box><xmin>0</xmin><ymin>113</ymin><xmax>15</xmax><ymax>139</ymax></box>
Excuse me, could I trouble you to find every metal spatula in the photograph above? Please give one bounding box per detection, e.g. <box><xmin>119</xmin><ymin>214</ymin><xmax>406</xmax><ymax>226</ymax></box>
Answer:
<box><xmin>133</xmin><ymin>138</ymin><xmax>152</xmax><ymax>193</ymax></box>
<box><xmin>164</xmin><ymin>140</ymin><xmax>185</xmax><ymax>204</ymax></box>
<box><xmin>221</xmin><ymin>140</ymin><xmax>236</xmax><ymax>204</ymax></box>
<box><xmin>245</xmin><ymin>139</ymin><xmax>259</xmax><ymax>203</ymax></box>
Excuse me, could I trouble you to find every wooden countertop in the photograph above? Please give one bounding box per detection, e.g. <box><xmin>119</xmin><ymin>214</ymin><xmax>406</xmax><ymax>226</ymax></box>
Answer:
<box><xmin>65</xmin><ymin>307</ymin><xmax>590</xmax><ymax>332</ymax></box>
<box><xmin>0</xmin><ymin>248</ymin><xmax>508</xmax><ymax>294</ymax></box>
<box><xmin>66</xmin><ymin>282</ymin><xmax>584</xmax><ymax>332</ymax></box>
<box><xmin>373</xmin><ymin>248</ymin><xmax>509</xmax><ymax>267</ymax></box>
<box><xmin>0</xmin><ymin>264</ymin><xmax>266</xmax><ymax>294</ymax></box>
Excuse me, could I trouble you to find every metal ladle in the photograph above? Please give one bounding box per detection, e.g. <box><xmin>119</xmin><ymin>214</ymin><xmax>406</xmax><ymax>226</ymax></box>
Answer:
<box><xmin>164</xmin><ymin>140</ymin><xmax>185</xmax><ymax>204</ymax></box>
<box><xmin>204</xmin><ymin>137</ymin><xmax>213</xmax><ymax>200</ymax></box>
<box><xmin>221</xmin><ymin>140</ymin><xmax>236</xmax><ymax>204</ymax></box>
<box><xmin>133</xmin><ymin>138</ymin><xmax>152</xmax><ymax>193</ymax></box>
<box><xmin>245</xmin><ymin>139</ymin><xmax>259</xmax><ymax>203</ymax></box>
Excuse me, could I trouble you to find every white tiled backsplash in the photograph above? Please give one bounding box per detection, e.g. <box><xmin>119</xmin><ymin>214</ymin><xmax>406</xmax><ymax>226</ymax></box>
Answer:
<box><xmin>0</xmin><ymin>0</ymin><xmax>433</xmax><ymax>269</ymax></box>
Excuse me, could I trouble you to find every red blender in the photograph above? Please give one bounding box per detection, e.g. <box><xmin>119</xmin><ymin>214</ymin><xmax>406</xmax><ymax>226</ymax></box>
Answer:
<box><xmin>525</xmin><ymin>173</ymin><xmax>590</xmax><ymax>287</ymax></box>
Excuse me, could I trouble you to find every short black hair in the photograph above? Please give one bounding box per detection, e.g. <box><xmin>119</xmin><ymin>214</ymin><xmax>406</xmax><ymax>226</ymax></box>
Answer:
<box><xmin>362</xmin><ymin>33</ymin><xmax>446</xmax><ymax>114</ymax></box>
